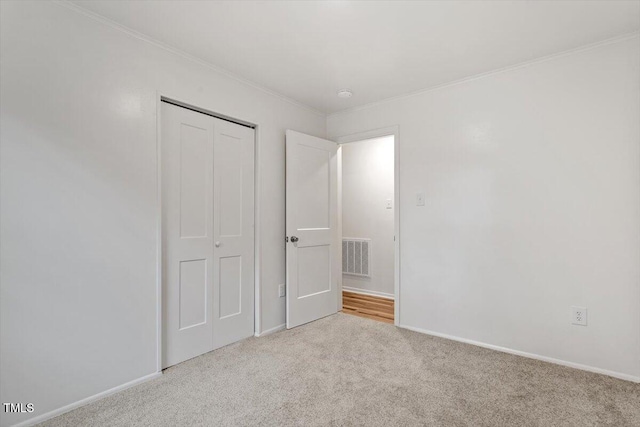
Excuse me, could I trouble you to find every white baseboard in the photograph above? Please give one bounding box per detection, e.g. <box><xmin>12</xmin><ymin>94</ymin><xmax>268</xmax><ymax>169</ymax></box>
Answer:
<box><xmin>255</xmin><ymin>323</ymin><xmax>286</xmax><ymax>337</ymax></box>
<box><xmin>11</xmin><ymin>371</ymin><xmax>162</xmax><ymax>427</ymax></box>
<box><xmin>342</xmin><ymin>286</ymin><xmax>394</xmax><ymax>300</ymax></box>
<box><xmin>399</xmin><ymin>324</ymin><xmax>640</xmax><ymax>384</ymax></box>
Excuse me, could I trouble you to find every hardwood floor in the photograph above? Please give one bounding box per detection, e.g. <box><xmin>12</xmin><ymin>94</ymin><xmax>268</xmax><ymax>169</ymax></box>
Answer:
<box><xmin>342</xmin><ymin>291</ymin><xmax>394</xmax><ymax>324</ymax></box>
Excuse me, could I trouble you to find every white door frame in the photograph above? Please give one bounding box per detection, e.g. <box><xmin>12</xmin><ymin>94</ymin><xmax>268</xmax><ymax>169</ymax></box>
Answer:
<box><xmin>334</xmin><ymin>126</ymin><xmax>400</xmax><ymax>326</ymax></box>
<box><xmin>155</xmin><ymin>91</ymin><xmax>261</xmax><ymax>372</ymax></box>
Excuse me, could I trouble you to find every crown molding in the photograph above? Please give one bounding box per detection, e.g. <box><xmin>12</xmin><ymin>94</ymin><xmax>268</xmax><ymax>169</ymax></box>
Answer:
<box><xmin>55</xmin><ymin>0</ymin><xmax>326</xmax><ymax>117</ymax></box>
<box><xmin>328</xmin><ymin>31</ymin><xmax>640</xmax><ymax>118</ymax></box>
<box><xmin>50</xmin><ymin>2</ymin><xmax>640</xmax><ymax>119</ymax></box>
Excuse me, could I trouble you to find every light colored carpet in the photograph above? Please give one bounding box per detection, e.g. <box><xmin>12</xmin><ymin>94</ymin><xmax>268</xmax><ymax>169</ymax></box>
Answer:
<box><xmin>41</xmin><ymin>313</ymin><xmax>640</xmax><ymax>426</ymax></box>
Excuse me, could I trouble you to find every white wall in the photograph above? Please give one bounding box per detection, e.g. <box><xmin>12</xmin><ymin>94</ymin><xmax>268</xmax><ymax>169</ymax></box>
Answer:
<box><xmin>0</xmin><ymin>1</ymin><xmax>325</xmax><ymax>425</ymax></box>
<box><xmin>341</xmin><ymin>136</ymin><xmax>395</xmax><ymax>297</ymax></box>
<box><xmin>328</xmin><ymin>36</ymin><xmax>640</xmax><ymax>380</ymax></box>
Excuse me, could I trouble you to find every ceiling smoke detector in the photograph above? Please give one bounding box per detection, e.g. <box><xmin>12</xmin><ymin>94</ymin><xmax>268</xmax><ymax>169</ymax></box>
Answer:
<box><xmin>337</xmin><ymin>89</ymin><xmax>353</xmax><ymax>99</ymax></box>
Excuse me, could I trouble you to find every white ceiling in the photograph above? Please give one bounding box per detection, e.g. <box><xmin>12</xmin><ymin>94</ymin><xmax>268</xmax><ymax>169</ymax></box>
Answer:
<box><xmin>71</xmin><ymin>1</ymin><xmax>640</xmax><ymax>114</ymax></box>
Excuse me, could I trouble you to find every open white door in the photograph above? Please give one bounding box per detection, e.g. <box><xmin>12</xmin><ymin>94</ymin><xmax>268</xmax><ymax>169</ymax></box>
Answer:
<box><xmin>286</xmin><ymin>130</ymin><xmax>339</xmax><ymax>329</ymax></box>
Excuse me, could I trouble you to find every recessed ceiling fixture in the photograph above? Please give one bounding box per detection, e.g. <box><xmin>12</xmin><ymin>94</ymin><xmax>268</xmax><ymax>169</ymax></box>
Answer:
<box><xmin>337</xmin><ymin>89</ymin><xmax>353</xmax><ymax>99</ymax></box>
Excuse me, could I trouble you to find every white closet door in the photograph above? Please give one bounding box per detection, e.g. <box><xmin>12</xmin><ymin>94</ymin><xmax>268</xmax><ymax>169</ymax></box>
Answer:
<box><xmin>162</xmin><ymin>102</ymin><xmax>254</xmax><ymax>369</ymax></box>
<box><xmin>285</xmin><ymin>130</ymin><xmax>339</xmax><ymax>329</ymax></box>
<box><xmin>212</xmin><ymin>118</ymin><xmax>255</xmax><ymax>349</ymax></box>
<box><xmin>162</xmin><ymin>102</ymin><xmax>215</xmax><ymax>368</ymax></box>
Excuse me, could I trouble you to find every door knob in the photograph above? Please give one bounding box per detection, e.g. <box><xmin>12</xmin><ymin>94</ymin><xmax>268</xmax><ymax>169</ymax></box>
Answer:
<box><xmin>290</xmin><ymin>236</ymin><xmax>299</xmax><ymax>243</ymax></box>
<box><xmin>215</xmin><ymin>241</ymin><xmax>221</xmax><ymax>247</ymax></box>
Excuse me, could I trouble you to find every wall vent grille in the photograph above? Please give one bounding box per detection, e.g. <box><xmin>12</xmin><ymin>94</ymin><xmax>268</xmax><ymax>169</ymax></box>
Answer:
<box><xmin>342</xmin><ymin>238</ymin><xmax>371</xmax><ymax>277</ymax></box>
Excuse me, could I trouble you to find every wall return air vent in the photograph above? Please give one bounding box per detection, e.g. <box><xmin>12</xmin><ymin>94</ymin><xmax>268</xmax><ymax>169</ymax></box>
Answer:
<box><xmin>342</xmin><ymin>238</ymin><xmax>371</xmax><ymax>278</ymax></box>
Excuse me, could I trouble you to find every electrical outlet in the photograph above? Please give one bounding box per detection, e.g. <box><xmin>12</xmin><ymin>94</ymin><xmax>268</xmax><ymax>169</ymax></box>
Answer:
<box><xmin>386</xmin><ymin>199</ymin><xmax>393</xmax><ymax>209</ymax></box>
<box><xmin>278</xmin><ymin>284</ymin><xmax>286</xmax><ymax>298</ymax></box>
<box><xmin>571</xmin><ymin>306</ymin><xmax>587</xmax><ymax>326</ymax></box>
<box><xmin>416</xmin><ymin>192</ymin><xmax>425</xmax><ymax>206</ymax></box>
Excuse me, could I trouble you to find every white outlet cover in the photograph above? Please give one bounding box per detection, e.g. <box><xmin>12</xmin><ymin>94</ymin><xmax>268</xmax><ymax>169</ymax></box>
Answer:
<box><xmin>571</xmin><ymin>306</ymin><xmax>587</xmax><ymax>326</ymax></box>
<box><xmin>278</xmin><ymin>284</ymin><xmax>286</xmax><ymax>298</ymax></box>
<box><xmin>416</xmin><ymin>192</ymin><xmax>425</xmax><ymax>206</ymax></box>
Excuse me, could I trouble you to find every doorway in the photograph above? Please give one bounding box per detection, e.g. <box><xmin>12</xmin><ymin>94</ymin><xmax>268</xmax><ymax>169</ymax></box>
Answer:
<box><xmin>160</xmin><ymin>100</ymin><xmax>256</xmax><ymax>369</ymax></box>
<box><xmin>339</xmin><ymin>135</ymin><xmax>396</xmax><ymax>324</ymax></box>
<box><xmin>284</xmin><ymin>128</ymin><xmax>400</xmax><ymax>329</ymax></box>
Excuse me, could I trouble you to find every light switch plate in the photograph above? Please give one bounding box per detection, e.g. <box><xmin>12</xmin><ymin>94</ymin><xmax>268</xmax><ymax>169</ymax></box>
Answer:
<box><xmin>278</xmin><ymin>284</ymin><xmax>286</xmax><ymax>298</ymax></box>
<box><xmin>416</xmin><ymin>193</ymin><xmax>425</xmax><ymax>206</ymax></box>
<box><xmin>386</xmin><ymin>199</ymin><xmax>392</xmax><ymax>209</ymax></box>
